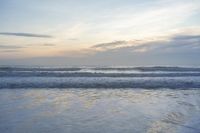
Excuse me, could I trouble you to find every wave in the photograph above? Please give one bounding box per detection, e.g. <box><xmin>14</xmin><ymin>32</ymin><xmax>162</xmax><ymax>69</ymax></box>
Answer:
<box><xmin>1</xmin><ymin>66</ymin><xmax>200</xmax><ymax>72</ymax></box>
<box><xmin>1</xmin><ymin>71</ymin><xmax>200</xmax><ymax>77</ymax></box>
<box><xmin>0</xmin><ymin>66</ymin><xmax>200</xmax><ymax>89</ymax></box>
<box><xmin>0</xmin><ymin>67</ymin><xmax>82</xmax><ymax>71</ymax></box>
<box><xmin>0</xmin><ymin>77</ymin><xmax>200</xmax><ymax>89</ymax></box>
<box><xmin>93</xmin><ymin>66</ymin><xmax>200</xmax><ymax>72</ymax></box>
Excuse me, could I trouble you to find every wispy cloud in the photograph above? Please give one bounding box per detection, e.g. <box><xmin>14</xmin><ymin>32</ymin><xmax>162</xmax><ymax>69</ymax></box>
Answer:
<box><xmin>83</xmin><ymin>33</ymin><xmax>200</xmax><ymax>66</ymax></box>
<box><xmin>91</xmin><ymin>34</ymin><xmax>200</xmax><ymax>54</ymax></box>
<box><xmin>0</xmin><ymin>32</ymin><xmax>53</xmax><ymax>38</ymax></box>
<box><xmin>0</xmin><ymin>50</ymin><xmax>21</xmax><ymax>53</ymax></box>
<box><xmin>42</xmin><ymin>43</ymin><xmax>56</xmax><ymax>46</ymax></box>
<box><xmin>91</xmin><ymin>39</ymin><xmax>146</xmax><ymax>50</ymax></box>
<box><xmin>172</xmin><ymin>35</ymin><xmax>200</xmax><ymax>41</ymax></box>
<box><xmin>0</xmin><ymin>45</ymin><xmax>24</xmax><ymax>49</ymax></box>
<box><xmin>68</xmin><ymin>38</ymin><xmax>79</xmax><ymax>41</ymax></box>
<box><xmin>0</xmin><ymin>45</ymin><xmax>23</xmax><ymax>53</ymax></box>
<box><xmin>92</xmin><ymin>41</ymin><xmax>127</xmax><ymax>49</ymax></box>
<box><xmin>2</xmin><ymin>34</ymin><xmax>199</xmax><ymax>66</ymax></box>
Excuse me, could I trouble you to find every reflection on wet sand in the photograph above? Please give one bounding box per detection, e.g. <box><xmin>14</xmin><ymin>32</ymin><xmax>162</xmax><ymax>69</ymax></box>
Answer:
<box><xmin>0</xmin><ymin>89</ymin><xmax>200</xmax><ymax>133</ymax></box>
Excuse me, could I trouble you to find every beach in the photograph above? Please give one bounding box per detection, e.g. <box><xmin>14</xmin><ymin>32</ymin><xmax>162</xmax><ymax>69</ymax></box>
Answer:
<box><xmin>0</xmin><ymin>89</ymin><xmax>200</xmax><ymax>133</ymax></box>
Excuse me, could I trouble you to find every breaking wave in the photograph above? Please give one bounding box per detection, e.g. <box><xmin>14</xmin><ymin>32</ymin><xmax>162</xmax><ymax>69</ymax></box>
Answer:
<box><xmin>0</xmin><ymin>66</ymin><xmax>200</xmax><ymax>89</ymax></box>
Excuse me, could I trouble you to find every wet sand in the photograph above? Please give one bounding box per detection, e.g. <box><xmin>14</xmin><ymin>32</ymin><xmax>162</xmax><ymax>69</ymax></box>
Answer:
<box><xmin>0</xmin><ymin>89</ymin><xmax>200</xmax><ymax>133</ymax></box>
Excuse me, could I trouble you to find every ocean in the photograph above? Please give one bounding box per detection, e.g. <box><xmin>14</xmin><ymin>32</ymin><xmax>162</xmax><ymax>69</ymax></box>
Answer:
<box><xmin>0</xmin><ymin>66</ymin><xmax>200</xmax><ymax>133</ymax></box>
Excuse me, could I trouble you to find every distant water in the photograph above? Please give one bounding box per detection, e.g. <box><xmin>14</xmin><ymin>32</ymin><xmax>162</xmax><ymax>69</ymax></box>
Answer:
<box><xmin>1</xmin><ymin>66</ymin><xmax>200</xmax><ymax>89</ymax></box>
<box><xmin>0</xmin><ymin>66</ymin><xmax>200</xmax><ymax>133</ymax></box>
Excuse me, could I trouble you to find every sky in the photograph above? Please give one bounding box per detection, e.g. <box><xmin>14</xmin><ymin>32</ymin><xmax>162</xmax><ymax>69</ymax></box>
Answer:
<box><xmin>0</xmin><ymin>0</ymin><xmax>200</xmax><ymax>66</ymax></box>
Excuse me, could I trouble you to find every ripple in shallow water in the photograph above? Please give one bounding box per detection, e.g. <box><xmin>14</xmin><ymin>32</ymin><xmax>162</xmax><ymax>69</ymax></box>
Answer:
<box><xmin>0</xmin><ymin>89</ymin><xmax>200</xmax><ymax>133</ymax></box>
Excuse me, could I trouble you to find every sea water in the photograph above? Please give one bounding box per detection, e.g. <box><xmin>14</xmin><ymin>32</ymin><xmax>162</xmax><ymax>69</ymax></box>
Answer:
<box><xmin>0</xmin><ymin>66</ymin><xmax>200</xmax><ymax>133</ymax></box>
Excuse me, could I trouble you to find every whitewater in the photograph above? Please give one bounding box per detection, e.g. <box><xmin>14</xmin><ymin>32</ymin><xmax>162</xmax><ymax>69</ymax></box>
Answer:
<box><xmin>1</xmin><ymin>66</ymin><xmax>200</xmax><ymax>89</ymax></box>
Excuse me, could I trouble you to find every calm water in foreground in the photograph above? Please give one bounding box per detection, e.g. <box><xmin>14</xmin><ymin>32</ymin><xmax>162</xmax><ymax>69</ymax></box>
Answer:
<box><xmin>0</xmin><ymin>89</ymin><xmax>200</xmax><ymax>133</ymax></box>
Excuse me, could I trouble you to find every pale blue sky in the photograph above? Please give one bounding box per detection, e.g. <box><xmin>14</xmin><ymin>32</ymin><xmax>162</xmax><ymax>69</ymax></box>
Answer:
<box><xmin>0</xmin><ymin>0</ymin><xmax>200</xmax><ymax>66</ymax></box>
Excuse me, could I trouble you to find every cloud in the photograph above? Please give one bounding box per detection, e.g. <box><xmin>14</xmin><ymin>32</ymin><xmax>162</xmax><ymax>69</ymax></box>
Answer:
<box><xmin>0</xmin><ymin>32</ymin><xmax>53</xmax><ymax>38</ymax></box>
<box><xmin>0</xmin><ymin>50</ymin><xmax>20</xmax><ymax>53</ymax></box>
<box><xmin>85</xmin><ymin>33</ymin><xmax>200</xmax><ymax>65</ymax></box>
<box><xmin>153</xmin><ymin>34</ymin><xmax>200</xmax><ymax>52</ymax></box>
<box><xmin>172</xmin><ymin>35</ymin><xmax>200</xmax><ymax>40</ymax></box>
<box><xmin>0</xmin><ymin>45</ymin><xmax>24</xmax><ymax>49</ymax></box>
<box><xmin>91</xmin><ymin>41</ymin><xmax>128</xmax><ymax>49</ymax></box>
<box><xmin>78</xmin><ymin>33</ymin><xmax>200</xmax><ymax>66</ymax></box>
<box><xmin>68</xmin><ymin>38</ymin><xmax>79</xmax><ymax>41</ymax></box>
<box><xmin>1</xmin><ymin>33</ymin><xmax>200</xmax><ymax>66</ymax></box>
<box><xmin>91</xmin><ymin>34</ymin><xmax>200</xmax><ymax>53</ymax></box>
<box><xmin>91</xmin><ymin>39</ymin><xmax>148</xmax><ymax>50</ymax></box>
<box><xmin>42</xmin><ymin>43</ymin><xmax>56</xmax><ymax>46</ymax></box>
